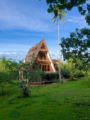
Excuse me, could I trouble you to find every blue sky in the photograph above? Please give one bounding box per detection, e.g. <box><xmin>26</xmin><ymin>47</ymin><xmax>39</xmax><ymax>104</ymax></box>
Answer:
<box><xmin>0</xmin><ymin>0</ymin><xmax>89</xmax><ymax>60</ymax></box>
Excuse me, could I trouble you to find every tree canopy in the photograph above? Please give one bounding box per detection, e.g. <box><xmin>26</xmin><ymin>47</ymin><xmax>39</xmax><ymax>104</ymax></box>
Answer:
<box><xmin>0</xmin><ymin>58</ymin><xmax>19</xmax><ymax>83</ymax></box>
<box><xmin>61</xmin><ymin>28</ymin><xmax>90</xmax><ymax>66</ymax></box>
<box><xmin>46</xmin><ymin>0</ymin><xmax>90</xmax><ymax>25</ymax></box>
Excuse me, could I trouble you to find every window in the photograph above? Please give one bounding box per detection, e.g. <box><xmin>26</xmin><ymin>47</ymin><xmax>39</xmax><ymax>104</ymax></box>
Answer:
<box><xmin>47</xmin><ymin>65</ymin><xmax>50</xmax><ymax>71</ymax></box>
<box><xmin>39</xmin><ymin>53</ymin><xmax>46</xmax><ymax>60</ymax></box>
<box><xmin>41</xmin><ymin>65</ymin><xmax>50</xmax><ymax>72</ymax></box>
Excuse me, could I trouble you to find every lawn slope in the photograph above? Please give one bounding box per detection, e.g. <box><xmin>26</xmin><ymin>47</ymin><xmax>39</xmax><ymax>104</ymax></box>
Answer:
<box><xmin>0</xmin><ymin>78</ymin><xmax>90</xmax><ymax>120</ymax></box>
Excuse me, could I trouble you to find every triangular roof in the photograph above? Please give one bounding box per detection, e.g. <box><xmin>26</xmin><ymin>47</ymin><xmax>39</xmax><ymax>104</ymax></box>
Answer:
<box><xmin>24</xmin><ymin>40</ymin><xmax>56</xmax><ymax>72</ymax></box>
<box><xmin>24</xmin><ymin>40</ymin><xmax>46</xmax><ymax>63</ymax></box>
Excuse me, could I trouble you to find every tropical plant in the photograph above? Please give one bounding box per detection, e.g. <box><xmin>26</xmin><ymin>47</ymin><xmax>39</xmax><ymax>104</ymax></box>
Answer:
<box><xmin>46</xmin><ymin>0</ymin><xmax>89</xmax><ymax>25</ymax></box>
<box><xmin>60</xmin><ymin>58</ymin><xmax>85</xmax><ymax>80</ymax></box>
<box><xmin>50</xmin><ymin>6</ymin><xmax>66</xmax><ymax>83</ymax></box>
<box><xmin>0</xmin><ymin>58</ymin><xmax>19</xmax><ymax>95</ymax></box>
<box><xmin>61</xmin><ymin>28</ymin><xmax>90</xmax><ymax>72</ymax></box>
<box><xmin>0</xmin><ymin>58</ymin><xmax>18</xmax><ymax>82</ymax></box>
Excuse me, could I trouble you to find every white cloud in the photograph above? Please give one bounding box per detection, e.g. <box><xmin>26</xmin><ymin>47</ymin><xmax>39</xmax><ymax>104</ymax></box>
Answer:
<box><xmin>66</xmin><ymin>16</ymin><xmax>88</xmax><ymax>28</ymax></box>
<box><xmin>0</xmin><ymin>51</ymin><xmax>17</xmax><ymax>55</ymax></box>
<box><xmin>0</xmin><ymin>0</ymin><xmax>52</xmax><ymax>32</ymax></box>
<box><xmin>0</xmin><ymin>51</ymin><xmax>26</xmax><ymax>61</ymax></box>
<box><xmin>0</xmin><ymin>50</ymin><xmax>59</xmax><ymax>61</ymax></box>
<box><xmin>0</xmin><ymin>0</ymin><xmax>88</xmax><ymax>34</ymax></box>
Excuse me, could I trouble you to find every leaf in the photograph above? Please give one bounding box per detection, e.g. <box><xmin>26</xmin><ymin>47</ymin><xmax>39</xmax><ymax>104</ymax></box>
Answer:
<box><xmin>52</xmin><ymin>16</ymin><xmax>56</xmax><ymax>22</ymax></box>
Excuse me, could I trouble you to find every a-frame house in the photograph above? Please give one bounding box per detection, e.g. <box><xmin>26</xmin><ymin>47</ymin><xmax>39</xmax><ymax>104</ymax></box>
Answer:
<box><xmin>24</xmin><ymin>40</ymin><xmax>56</xmax><ymax>73</ymax></box>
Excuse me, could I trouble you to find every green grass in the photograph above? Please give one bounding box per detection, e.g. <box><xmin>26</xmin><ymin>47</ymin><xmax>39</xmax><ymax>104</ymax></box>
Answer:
<box><xmin>0</xmin><ymin>78</ymin><xmax>90</xmax><ymax>120</ymax></box>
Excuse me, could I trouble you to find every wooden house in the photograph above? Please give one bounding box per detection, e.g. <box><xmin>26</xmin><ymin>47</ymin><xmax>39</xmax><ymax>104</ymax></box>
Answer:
<box><xmin>24</xmin><ymin>40</ymin><xmax>59</xmax><ymax>73</ymax></box>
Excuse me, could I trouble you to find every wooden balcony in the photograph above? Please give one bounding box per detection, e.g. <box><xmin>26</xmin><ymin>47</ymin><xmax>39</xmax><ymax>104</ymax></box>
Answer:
<box><xmin>40</xmin><ymin>49</ymin><xmax>48</xmax><ymax>52</ymax></box>
<box><xmin>36</xmin><ymin>59</ymin><xmax>51</xmax><ymax>64</ymax></box>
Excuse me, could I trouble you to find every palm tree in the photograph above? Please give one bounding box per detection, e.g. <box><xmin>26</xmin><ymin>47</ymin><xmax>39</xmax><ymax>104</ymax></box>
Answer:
<box><xmin>52</xmin><ymin>7</ymin><xmax>66</xmax><ymax>83</ymax></box>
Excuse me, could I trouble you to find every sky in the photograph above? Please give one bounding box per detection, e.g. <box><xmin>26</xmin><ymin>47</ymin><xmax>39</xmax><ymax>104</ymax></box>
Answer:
<box><xmin>0</xmin><ymin>0</ymin><xmax>89</xmax><ymax>61</ymax></box>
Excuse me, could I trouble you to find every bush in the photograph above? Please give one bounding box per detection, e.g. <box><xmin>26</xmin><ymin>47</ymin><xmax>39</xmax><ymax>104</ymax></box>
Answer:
<box><xmin>29</xmin><ymin>70</ymin><xmax>44</xmax><ymax>82</ymax></box>
<box><xmin>0</xmin><ymin>58</ymin><xmax>19</xmax><ymax>82</ymax></box>
<box><xmin>23</xmin><ymin>69</ymin><xmax>59</xmax><ymax>84</ymax></box>
<box><xmin>23</xmin><ymin>69</ymin><xmax>44</xmax><ymax>83</ymax></box>
<box><xmin>60</xmin><ymin>59</ymin><xmax>86</xmax><ymax>80</ymax></box>
<box><xmin>42</xmin><ymin>73</ymin><xmax>59</xmax><ymax>83</ymax></box>
<box><xmin>0</xmin><ymin>83</ymin><xmax>13</xmax><ymax>96</ymax></box>
<box><xmin>60</xmin><ymin>65</ymin><xmax>71</xmax><ymax>79</ymax></box>
<box><xmin>60</xmin><ymin>59</ymin><xmax>74</xmax><ymax>79</ymax></box>
<box><xmin>74</xmin><ymin>70</ymin><xmax>85</xmax><ymax>78</ymax></box>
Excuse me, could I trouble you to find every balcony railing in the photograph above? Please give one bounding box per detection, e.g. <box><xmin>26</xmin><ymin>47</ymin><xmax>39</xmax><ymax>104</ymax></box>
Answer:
<box><xmin>40</xmin><ymin>49</ymin><xmax>47</xmax><ymax>52</ymax></box>
<box><xmin>36</xmin><ymin>59</ymin><xmax>50</xmax><ymax>64</ymax></box>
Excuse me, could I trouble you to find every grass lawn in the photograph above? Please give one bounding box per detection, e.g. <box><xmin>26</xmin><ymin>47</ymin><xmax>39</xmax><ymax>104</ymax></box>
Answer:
<box><xmin>0</xmin><ymin>78</ymin><xmax>90</xmax><ymax>120</ymax></box>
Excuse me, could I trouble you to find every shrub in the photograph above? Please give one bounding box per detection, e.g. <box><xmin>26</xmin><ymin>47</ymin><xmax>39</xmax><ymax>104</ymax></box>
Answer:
<box><xmin>0</xmin><ymin>58</ymin><xmax>19</xmax><ymax>82</ymax></box>
<box><xmin>60</xmin><ymin>58</ymin><xmax>86</xmax><ymax>80</ymax></box>
<box><xmin>23</xmin><ymin>69</ymin><xmax>59</xmax><ymax>84</ymax></box>
<box><xmin>24</xmin><ymin>69</ymin><xmax>44</xmax><ymax>83</ymax></box>
<box><xmin>20</xmin><ymin>82</ymin><xmax>30</xmax><ymax>97</ymax></box>
<box><xmin>42</xmin><ymin>73</ymin><xmax>59</xmax><ymax>83</ymax></box>
<box><xmin>60</xmin><ymin>64</ymin><xmax>71</xmax><ymax>79</ymax></box>
<box><xmin>31</xmin><ymin>70</ymin><xmax>44</xmax><ymax>82</ymax></box>
<box><xmin>0</xmin><ymin>83</ymin><xmax>13</xmax><ymax>96</ymax></box>
<box><xmin>0</xmin><ymin>58</ymin><xmax>19</xmax><ymax>95</ymax></box>
<box><xmin>74</xmin><ymin>70</ymin><xmax>85</xmax><ymax>78</ymax></box>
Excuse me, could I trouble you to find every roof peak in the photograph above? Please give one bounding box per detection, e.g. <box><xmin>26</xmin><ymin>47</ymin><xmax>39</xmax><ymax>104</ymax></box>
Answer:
<box><xmin>39</xmin><ymin>39</ymin><xmax>45</xmax><ymax>43</ymax></box>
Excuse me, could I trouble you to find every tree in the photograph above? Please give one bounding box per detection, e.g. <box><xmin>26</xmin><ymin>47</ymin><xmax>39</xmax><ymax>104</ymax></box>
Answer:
<box><xmin>0</xmin><ymin>58</ymin><xmax>19</xmax><ymax>95</ymax></box>
<box><xmin>52</xmin><ymin>6</ymin><xmax>66</xmax><ymax>83</ymax></box>
<box><xmin>46</xmin><ymin>0</ymin><xmax>90</xmax><ymax>25</ymax></box>
<box><xmin>46</xmin><ymin>0</ymin><xmax>89</xmax><ymax>82</ymax></box>
<box><xmin>19</xmin><ymin>61</ymin><xmax>44</xmax><ymax>97</ymax></box>
<box><xmin>78</xmin><ymin>4</ymin><xmax>90</xmax><ymax>25</ymax></box>
<box><xmin>19</xmin><ymin>62</ymin><xmax>30</xmax><ymax>97</ymax></box>
<box><xmin>61</xmin><ymin>28</ymin><xmax>90</xmax><ymax>71</ymax></box>
<box><xmin>0</xmin><ymin>58</ymin><xmax>18</xmax><ymax>82</ymax></box>
<box><xmin>60</xmin><ymin>58</ymin><xmax>85</xmax><ymax>80</ymax></box>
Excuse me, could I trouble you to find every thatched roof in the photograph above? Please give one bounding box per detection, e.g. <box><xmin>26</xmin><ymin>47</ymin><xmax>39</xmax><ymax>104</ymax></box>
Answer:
<box><xmin>24</xmin><ymin>40</ymin><xmax>47</xmax><ymax>63</ymax></box>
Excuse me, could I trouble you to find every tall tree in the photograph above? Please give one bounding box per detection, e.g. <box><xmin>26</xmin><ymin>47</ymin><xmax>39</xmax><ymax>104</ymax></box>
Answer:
<box><xmin>61</xmin><ymin>28</ymin><xmax>90</xmax><ymax>70</ymax></box>
<box><xmin>52</xmin><ymin>7</ymin><xmax>66</xmax><ymax>82</ymax></box>
<box><xmin>46</xmin><ymin>0</ymin><xmax>90</xmax><ymax>25</ymax></box>
<box><xmin>85</xmin><ymin>4</ymin><xmax>90</xmax><ymax>25</ymax></box>
<box><xmin>46</xmin><ymin>0</ymin><xmax>90</xmax><ymax>76</ymax></box>
<box><xmin>46</xmin><ymin>0</ymin><xmax>90</xmax><ymax>18</ymax></box>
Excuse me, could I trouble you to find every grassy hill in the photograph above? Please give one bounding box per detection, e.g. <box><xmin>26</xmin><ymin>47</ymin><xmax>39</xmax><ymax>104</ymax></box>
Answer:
<box><xmin>0</xmin><ymin>78</ymin><xmax>90</xmax><ymax>120</ymax></box>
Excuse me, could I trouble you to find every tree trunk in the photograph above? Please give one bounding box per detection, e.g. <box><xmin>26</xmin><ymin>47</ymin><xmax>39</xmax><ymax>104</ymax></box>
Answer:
<box><xmin>19</xmin><ymin>70</ymin><xmax>29</xmax><ymax>97</ymax></box>
<box><xmin>57</xmin><ymin>15</ymin><xmax>62</xmax><ymax>83</ymax></box>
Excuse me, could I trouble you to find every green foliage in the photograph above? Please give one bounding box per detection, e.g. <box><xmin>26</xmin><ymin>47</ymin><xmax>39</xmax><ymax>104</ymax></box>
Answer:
<box><xmin>61</xmin><ymin>28</ymin><xmax>90</xmax><ymax>70</ymax></box>
<box><xmin>29</xmin><ymin>70</ymin><xmax>44</xmax><ymax>82</ymax></box>
<box><xmin>0</xmin><ymin>58</ymin><xmax>19</xmax><ymax>95</ymax></box>
<box><xmin>43</xmin><ymin>73</ymin><xmax>59</xmax><ymax>83</ymax></box>
<box><xmin>0</xmin><ymin>78</ymin><xmax>90</xmax><ymax>120</ymax></box>
<box><xmin>20</xmin><ymin>84</ymin><xmax>30</xmax><ymax>98</ymax></box>
<box><xmin>85</xmin><ymin>4</ymin><xmax>90</xmax><ymax>25</ymax></box>
<box><xmin>60</xmin><ymin>59</ymin><xmax>75</xmax><ymax>79</ymax></box>
<box><xmin>0</xmin><ymin>83</ymin><xmax>13</xmax><ymax>96</ymax></box>
<box><xmin>0</xmin><ymin>58</ymin><xmax>19</xmax><ymax>83</ymax></box>
<box><xmin>60</xmin><ymin>58</ymin><xmax>85</xmax><ymax>80</ymax></box>
<box><xmin>46</xmin><ymin>0</ymin><xmax>86</xmax><ymax>11</ymax></box>
<box><xmin>21</xmin><ymin>62</ymin><xmax>44</xmax><ymax>83</ymax></box>
<box><xmin>86</xmin><ymin>68</ymin><xmax>90</xmax><ymax>87</ymax></box>
<box><xmin>46</xmin><ymin>0</ymin><xmax>90</xmax><ymax>25</ymax></box>
<box><xmin>21</xmin><ymin>62</ymin><xmax>59</xmax><ymax>83</ymax></box>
